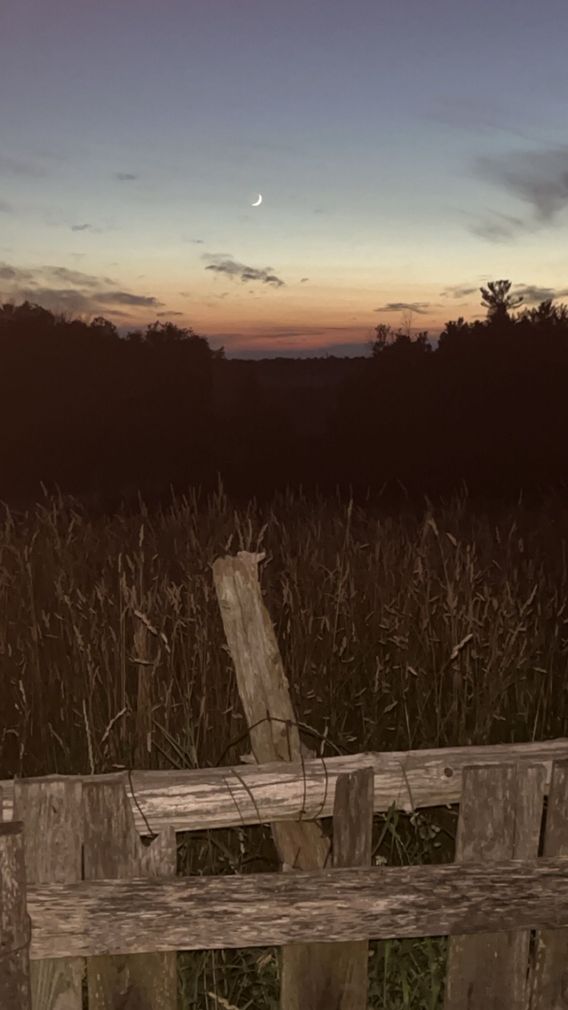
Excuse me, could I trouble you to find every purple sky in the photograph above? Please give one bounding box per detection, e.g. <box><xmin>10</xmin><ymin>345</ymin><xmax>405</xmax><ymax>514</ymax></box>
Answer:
<box><xmin>1</xmin><ymin>0</ymin><xmax>568</xmax><ymax>356</ymax></box>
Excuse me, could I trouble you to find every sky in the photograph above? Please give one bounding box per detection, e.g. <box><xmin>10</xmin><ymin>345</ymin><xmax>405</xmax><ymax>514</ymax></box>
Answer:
<box><xmin>1</xmin><ymin>0</ymin><xmax>568</xmax><ymax>358</ymax></box>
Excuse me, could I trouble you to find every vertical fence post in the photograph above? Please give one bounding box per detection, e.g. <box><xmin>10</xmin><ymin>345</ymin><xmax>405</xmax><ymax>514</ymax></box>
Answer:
<box><xmin>443</xmin><ymin>762</ymin><xmax>546</xmax><ymax>1010</ymax></box>
<box><xmin>0</xmin><ymin>821</ymin><xmax>31</xmax><ymax>1010</ymax></box>
<box><xmin>13</xmin><ymin>778</ymin><xmax>84</xmax><ymax>1010</ymax></box>
<box><xmin>83</xmin><ymin>780</ymin><xmax>177</xmax><ymax>1010</ymax></box>
<box><xmin>529</xmin><ymin>758</ymin><xmax>568</xmax><ymax>1009</ymax></box>
<box><xmin>330</xmin><ymin>768</ymin><xmax>374</xmax><ymax>1010</ymax></box>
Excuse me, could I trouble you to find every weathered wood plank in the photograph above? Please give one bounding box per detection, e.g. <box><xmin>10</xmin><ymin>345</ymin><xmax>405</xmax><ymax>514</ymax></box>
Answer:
<box><xmin>529</xmin><ymin>759</ymin><xmax>568</xmax><ymax>1009</ymax></box>
<box><xmin>0</xmin><ymin>821</ymin><xmax>31</xmax><ymax>1009</ymax></box>
<box><xmin>443</xmin><ymin>763</ymin><xmax>546</xmax><ymax>1010</ymax></box>
<box><xmin>25</xmin><ymin>856</ymin><xmax>568</xmax><ymax>960</ymax></box>
<box><xmin>83</xmin><ymin>781</ymin><xmax>177</xmax><ymax>1010</ymax></box>
<box><xmin>332</xmin><ymin>769</ymin><xmax>374</xmax><ymax>870</ymax></box>
<box><xmin>13</xmin><ymin>779</ymin><xmax>84</xmax><ymax>1010</ymax></box>
<box><xmin>329</xmin><ymin>768</ymin><xmax>374</xmax><ymax>1010</ymax></box>
<box><xmin>2</xmin><ymin>740</ymin><xmax>568</xmax><ymax>834</ymax></box>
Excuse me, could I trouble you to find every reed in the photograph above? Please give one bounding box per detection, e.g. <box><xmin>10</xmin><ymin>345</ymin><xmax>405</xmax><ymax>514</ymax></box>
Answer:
<box><xmin>1</xmin><ymin>481</ymin><xmax>566</xmax><ymax>1007</ymax></box>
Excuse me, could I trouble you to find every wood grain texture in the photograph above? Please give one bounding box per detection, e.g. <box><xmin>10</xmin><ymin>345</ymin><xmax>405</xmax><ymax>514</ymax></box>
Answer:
<box><xmin>329</xmin><ymin>768</ymin><xmax>375</xmax><ymax>1010</ymax></box>
<box><xmin>529</xmin><ymin>759</ymin><xmax>568</xmax><ymax>1010</ymax></box>
<box><xmin>83</xmin><ymin>780</ymin><xmax>177</xmax><ymax>1010</ymax></box>
<box><xmin>443</xmin><ymin>762</ymin><xmax>546</xmax><ymax>1010</ymax></box>
<box><xmin>25</xmin><ymin>856</ymin><xmax>568</xmax><ymax>960</ymax></box>
<box><xmin>13</xmin><ymin>778</ymin><xmax>84</xmax><ymax>1010</ymax></box>
<box><xmin>0</xmin><ymin>821</ymin><xmax>31</xmax><ymax>1010</ymax></box>
<box><xmin>3</xmin><ymin>741</ymin><xmax>568</xmax><ymax>834</ymax></box>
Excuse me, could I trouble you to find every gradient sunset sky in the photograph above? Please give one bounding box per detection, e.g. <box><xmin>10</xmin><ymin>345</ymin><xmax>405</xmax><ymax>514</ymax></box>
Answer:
<box><xmin>2</xmin><ymin>0</ymin><xmax>568</xmax><ymax>357</ymax></box>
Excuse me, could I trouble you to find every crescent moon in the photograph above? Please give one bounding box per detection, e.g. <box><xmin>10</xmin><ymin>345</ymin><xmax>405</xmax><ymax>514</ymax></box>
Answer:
<box><xmin>251</xmin><ymin>193</ymin><xmax>263</xmax><ymax>207</ymax></box>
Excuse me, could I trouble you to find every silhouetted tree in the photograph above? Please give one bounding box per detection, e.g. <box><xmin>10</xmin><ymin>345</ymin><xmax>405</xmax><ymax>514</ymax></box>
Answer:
<box><xmin>371</xmin><ymin>323</ymin><xmax>394</xmax><ymax>356</ymax></box>
<box><xmin>414</xmin><ymin>331</ymin><xmax>431</xmax><ymax>352</ymax></box>
<box><xmin>0</xmin><ymin>300</ymin><xmax>55</xmax><ymax>332</ymax></box>
<box><xmin>89</xmin><ymin>316</ymin><xmax>119</xmax><ymax>341</ymax></box>
<box><xmin>518</xmin><ymin>298</ymin><xmax>568</xmax><ymax>328</ymax></box>
<box><xmin>480</xmin><ymin>279</ymin><xmax>523</xmax><ymax>324</ymax></box>
<box><xmin>438</xmin><ymin>316</ymin><xmax>481</xmax><ymax>353</ymax></box>
<box><xmin>372</xmin><ymin>323</ymin><xmax>431</xmax><ymax>358</ymax></box>
<box><xmin>144</xmin><ymin>320</ymin><xmax>202</xmax><ymax>346</ymax></box>
<box><xmin>124</xmin><ymin>328</ymin><xmax>144</xmax><ymax>344</ymax></box>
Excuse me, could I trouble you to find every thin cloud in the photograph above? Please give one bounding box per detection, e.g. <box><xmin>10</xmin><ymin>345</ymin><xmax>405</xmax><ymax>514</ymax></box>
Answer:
<box><xmin>0</xmin><ymin>263</ymin><xmax>36</xmax><ymax>283</ymax></box>
<box><xmin>93</xmin><ymin>291</ymin><xmax>163</xmax><ymax>307</ymax></box>
<box><xmin>440</xmin><ymin>284</ymin><xmax>478</xmax><ymax>298</ymax></box>
<box><xmin>13</xmin><ymin>287</ymin><xmax>96</xmax><ymax>314</ymax></box>
<box><xmin>0</xmin><ymin>265</ymin><xmax>21</xmax><ymax>281</ymax></box>
<box><xmin>44</xmin><ymin>213</ymin><xmax>110</xmax><ymax>234</ymax></box>
<box><xmin>513</xmin><ymin>283</ymin><xmax>568</xmax><ymax>304</ymax></box>
<box><xmin>227</xmin><ymin>324</ymin><xmax>365</xmax><ymax>341</ymax></box>
<box><xmin>0</xmin><ymin>260</ymin><xmax>164</xmax><ymax>315</ymax></box>
<box><xmin>203</xmin><ymin>254</ymin><xmax>285</xmax><ymax>288</ymax></box>
<box><xmin>374</xmin><ymin>302</ymin><xmax>431</xmax><ymax>314</ymax></box>
<box><xmin>0</xmin><ymin>156</ymin><xmax>48</xmax><ymax>178</ymax></box>
<box><xmin>207</xmin><ymin>325</ymin><xmax>361</xmax><ymax>348</ymax></box>
<box><xmin>45</xmin><ymin>266</ymin><xmax>116</xmax><ymax>288</ymax></box>
<box><xmin>473</xmin><ymin>146</ymin><xmax>568</xmax><ymax>224</ymax></box>
<box><xmin>466</xmin><ymin>210</ymin><xmax>531</xmax><ymax>243</ymax></box>
<box><xmin>300</xmin><ymin>277</ymin><xmax>309</xmax><ymax>283</ymax></box>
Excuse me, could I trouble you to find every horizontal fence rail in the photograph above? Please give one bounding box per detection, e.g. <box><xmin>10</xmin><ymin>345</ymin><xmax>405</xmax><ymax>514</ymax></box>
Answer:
<box><xmin>3</xmin><ymin>738</ymin><xmax>568</xmax><ymax>834</ymax></box>
<box><xmin>22</xmin><ymin>854</ymin><xmax>568</xmax><ymax>960</ymax></box>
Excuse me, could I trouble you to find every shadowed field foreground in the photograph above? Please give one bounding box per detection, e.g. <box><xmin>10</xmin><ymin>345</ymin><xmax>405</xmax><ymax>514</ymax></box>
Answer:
<box><xmin>1</xmin><ymin>484</ymin><xmax>568</xmax><ymax>1007</ymax></box>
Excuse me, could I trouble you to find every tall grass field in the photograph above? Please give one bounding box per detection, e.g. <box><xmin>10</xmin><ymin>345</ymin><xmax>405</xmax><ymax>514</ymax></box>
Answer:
<box><xmin>2</xmin><ymin>483</ymin><xmax>567</xmax><ymax>1008</ymax></box>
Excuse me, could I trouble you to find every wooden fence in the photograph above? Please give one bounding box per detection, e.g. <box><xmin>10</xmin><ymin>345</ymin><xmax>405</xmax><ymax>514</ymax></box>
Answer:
<box><xmin>1</xmin><ymin>551</ymin><xmax>568</xmax><ymax>1010</ymax></box>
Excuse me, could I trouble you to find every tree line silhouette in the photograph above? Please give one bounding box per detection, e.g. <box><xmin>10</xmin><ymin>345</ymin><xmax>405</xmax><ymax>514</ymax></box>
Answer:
<box><xmin>1</xmin><ymin>279</ymin><xmax>567</xmax><ymax>510</ymax></box>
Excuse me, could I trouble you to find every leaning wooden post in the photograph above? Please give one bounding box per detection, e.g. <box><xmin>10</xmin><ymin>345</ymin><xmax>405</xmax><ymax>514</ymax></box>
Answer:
<box><xmin>0</xmin><ymin>821</ymin><xmax>31</xmax><ymax>1010</ymax></box>
<box><xmin>213</xmin><ymin>551</ymin><xmax>370</xmax><ymax>1010</ymax></box>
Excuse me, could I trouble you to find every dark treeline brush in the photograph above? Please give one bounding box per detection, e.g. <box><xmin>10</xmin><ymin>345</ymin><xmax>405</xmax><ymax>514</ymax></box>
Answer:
<box><xmin>1</xmin><ymin>279</ymin><xmax>567</xmax><ymax>510</ymax></box>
